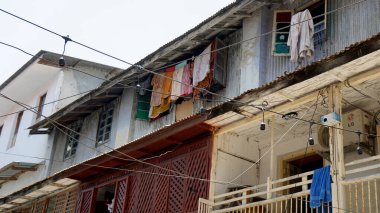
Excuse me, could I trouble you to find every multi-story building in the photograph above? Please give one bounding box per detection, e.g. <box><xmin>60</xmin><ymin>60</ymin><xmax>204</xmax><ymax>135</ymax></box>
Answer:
<box><xmin>0</xmin><ymin>51</ymin><xmax>120</xmax><ymax>198</ymax></box>
<box><xmin>1</xmin><ymin>0</ymin><xmax>380</xmax><ymax>212</ymax></box>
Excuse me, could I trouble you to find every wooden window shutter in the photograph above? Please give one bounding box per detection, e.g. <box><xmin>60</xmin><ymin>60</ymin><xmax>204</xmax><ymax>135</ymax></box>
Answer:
<box><xmin>113</xmin><ymin>178</ymin><xmax>129</xmax><ymax>213</ymax></box>
<box><xmin>211</xmin><ymin>38</ymin><xmax>228</xmax><ymax>91</ymax></box>
<box><xmin>272</xmin><ymin>10</ymin><xmax>292</xmax><ymax>56</ymax></box>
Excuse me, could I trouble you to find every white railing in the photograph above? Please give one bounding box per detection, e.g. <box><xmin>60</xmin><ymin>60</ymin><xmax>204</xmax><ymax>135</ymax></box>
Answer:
<box><xmin>198</xmin><ymin>170</ymin><xmax>334</xmax><ymax>213</ymax></box>
<box><xmin>342</xmin><ymin>155</ymin><xmax>380</xmax><ymax>213</ymax></box>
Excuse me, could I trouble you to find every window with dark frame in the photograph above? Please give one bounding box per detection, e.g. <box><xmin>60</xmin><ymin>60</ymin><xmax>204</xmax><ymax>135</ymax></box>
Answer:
<box><xmin>96</xmin><ymin>104</ymin><xmax>114</xmax><ymax>146</ymax></box>
<box><xmin>272</xmin><ymin>0</ymin><xmax>327</xmax><ymax>56</ymax></box>
<box><xmin>272</xmin><ymin>10</ymin><xmax>292</xmax><ymax>55</ymax></box>
<box><xmin>9</xmin><ymin>111</ymin><xmax>23</xmax><ymax>148</ymax></box>
<box><xmin>36</xmin><ymin>93</ymin><xmax>47</xmax><ymax>120</ymax></box>
<box><xmin>63</xmin><ymin>121</ymin><xmax>82</xmax><ymax>160</ymax></box>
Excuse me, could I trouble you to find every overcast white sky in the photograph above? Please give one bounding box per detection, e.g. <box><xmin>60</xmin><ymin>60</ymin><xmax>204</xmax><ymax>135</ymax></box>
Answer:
<box><xmin>0</xmin><ymin>0</ymin><xmax>234</xmax><ymax>84</ymax></box>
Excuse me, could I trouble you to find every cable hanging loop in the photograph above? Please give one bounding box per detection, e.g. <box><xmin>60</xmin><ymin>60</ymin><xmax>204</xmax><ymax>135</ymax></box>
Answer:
<box><xmin>260</xmin><ymin>101</ymin><xmax>268</xmax><ymax>131</ymax></box>
<box><xmin>59</xmin><ymin>35</ymin><xmax>71</xmax><ymax>67</ymax></box>
<box><xmin>356</xmin><ymin>131</ymin><xmax>363</xmax><ymax>155</ymax></box>
<box><xmin>308</xmin><ymin>119</ymin><xmax>315</xmax><ymax>145</ymax></box>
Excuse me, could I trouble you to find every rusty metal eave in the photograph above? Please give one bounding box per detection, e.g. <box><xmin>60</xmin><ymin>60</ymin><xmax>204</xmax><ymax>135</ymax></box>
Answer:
<box><xmin>29</xmin><ymin>0</ymin><xmax>268</xmax><ymax>130</ymax></box>
<box><xmin>2</xmin><ymin>113</ymin><xmax>211</xmax><ymax>205</ymax></box>
<box><xmin>207</xmin><ymin>32</ymin><xmax>380</xmax><ymax>119</ymax></box>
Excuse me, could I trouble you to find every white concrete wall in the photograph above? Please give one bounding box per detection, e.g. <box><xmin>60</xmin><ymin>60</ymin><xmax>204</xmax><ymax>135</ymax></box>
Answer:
<box><xmin>55</xmin><ymin>64</ymin><xmax>115</xmax><ymax>111</ymax></box>
<box><xmin>214</xmin><ymin>133</ymin><xmax>260</xmax><ymax>195</ymax></box>
<box><xmin>0</xmin><ymin>72</ymin><xmax>61</xmax><ymax>197</ymax></box>
<box><xmin>49</xmin><ymin>99</ymin><xmax>120</xmax><ymax>175</ymax></box>
<box><xmin>240</xmin><ymin>9</ymin><xmax>265</xmax><ymax>92</ymax></box>
<box><xmin>0</xmin><ymin>62</ymin><xmax>117</xmax><ymax>197</ymax></box>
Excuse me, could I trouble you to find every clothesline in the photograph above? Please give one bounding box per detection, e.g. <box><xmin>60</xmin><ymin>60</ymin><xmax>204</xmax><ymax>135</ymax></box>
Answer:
<box><xmin>137</xmin><ymin>40</ymin><xmax>218</xmax><ymax>120</ymax></box>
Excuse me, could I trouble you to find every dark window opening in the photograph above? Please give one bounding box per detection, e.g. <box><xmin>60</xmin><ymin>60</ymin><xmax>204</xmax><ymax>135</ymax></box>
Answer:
<box><xmin>36</xmin><ymin>93</ymin><xmax>47</xmax><ymax>120</ymax></box>
<box><xmin>96</xmin><ymin>104</ymin><xmax>114</xmax><ymax>146</ymax></box>
<box><xmin>64</xmin><ymin>121</ymin><xmax>82</xmax><ymax>159</ymax></box>
<box><xmin>95</xmin><ymin>184</ymin><xmax>115</xmax><ymax>213</ymax></box>
<box><xmin>10</xmin><ymin>111</ymin><xmax>23</xmax><ymax>148</ymax></box>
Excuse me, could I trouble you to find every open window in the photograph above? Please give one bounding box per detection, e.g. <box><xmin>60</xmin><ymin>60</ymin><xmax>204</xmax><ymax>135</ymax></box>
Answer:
<box><xmin>0</xmin><ymin>125</ymin><xmax>3</xmax><ymax>137</ymax></box>
<box><xmin>9</xmin><ymin>111</ymin><xmax>23</xmax><ymax>148</ymax></box>
<box><xmin>96</xmin><ymin>103</ymin><xmax>115</xmax><ymax>146</ymax></box>
<box><xmin>272</xmin><ymin>0</ymin><xmax>327</xmax><ymax>56</ymax></box>
<box><xmin>211</xmin><ymin>38</ymin><xmax>228</xmax><ymax>92</ymax></box>
<box><xmin>272</xmin><ymin>10</ymin><xmax>292</xmax><ymax>56</ymax></box>
<box><xmin>307</xmin><ymin>0</ymin><xmax>327</xmax><ymax>46</ymax></box>
<box><xmin>36</xmin><ymin>93</ymin><xmax>47</xmax><ymax>121</ymax></box>
<box><xmin>95</xmin><ymin>184</ymin><xmax>115</xmax><ymax>213</ymax></box>
<box><xmin>63</xmin><ymin>120</ymin><xmax>82</xmax><ymax>160</ymax></box>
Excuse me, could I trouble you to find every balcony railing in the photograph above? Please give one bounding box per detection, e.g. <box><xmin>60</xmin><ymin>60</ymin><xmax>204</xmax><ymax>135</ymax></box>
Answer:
<box><xmin>199</xmin><ymin>155</ymin><xmax>380</xmax><ymax>213</ymax></box>
<box><xmin>198</xmin><ymin>171</ymin><xmax>324</xmax><ymax>213</ymax></box>
<box><xmin>343</xmin><ymin>155</ymin><xmax>380</xmax><ymax>213</ymax></box>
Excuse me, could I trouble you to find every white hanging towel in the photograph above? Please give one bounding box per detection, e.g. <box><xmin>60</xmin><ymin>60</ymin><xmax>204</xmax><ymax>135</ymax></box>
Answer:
<box><xmin>193</xmin><ymin>44</ymin><xmax>211</xmax><ymax>86</ymax></box>
<box><xmin>299</xmin><ymin>9</ymin><xmax>314</xmax><ymax>60</ymax></box>
<box><xmin>287</xmin><ymin>12</ymin><xmax>301</xmax><ymax>62</ymax></box>
<box><xmin>287</xmin><ymin>9</ymin><xmax>314</xmax><ymax>62</ymax></box>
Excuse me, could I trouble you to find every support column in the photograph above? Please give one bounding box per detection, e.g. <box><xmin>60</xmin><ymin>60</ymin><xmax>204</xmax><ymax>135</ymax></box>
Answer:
<box><xmin>208</xmin><ymin>134</ymin><xmax>219</xmax><ymax>202</ymax></box>
<box><xmin>270</xmin><ymin>115</ymin><xmax>276</xmax><ymax>180</ymax></box>
<box><xmin>327</xmin><ymin>84</ymin><xmax>346</xmax><ymax>213</ymax></box>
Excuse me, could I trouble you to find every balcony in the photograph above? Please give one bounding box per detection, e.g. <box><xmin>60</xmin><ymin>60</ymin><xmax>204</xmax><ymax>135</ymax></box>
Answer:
<box><xmin>198</xmin><ymin>155</ymin><xmax>380</xmax><ymax>213</ymax></box>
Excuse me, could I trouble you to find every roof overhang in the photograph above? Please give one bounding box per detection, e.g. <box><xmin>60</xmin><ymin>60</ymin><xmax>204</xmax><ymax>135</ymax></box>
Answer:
<box><xmin>206</xmin><ymin>33</ymin><xmax>380</xmax><ymax>130</ymax></box>
<box><xmin>0</xmin><ymin>178</ymin><xmax>79</xmax><ymax>212</ymax></box>
<box><xmin>1</xmin><ymin>113</ymin><xmax>213</xmax><ymax>207</ymax></box>
<box><xmin>0</xmin><ymin>162</ymin><xmax>39</xmax><ymax>186</ymax></box>
<box><xmin>29</xmin><ymin>0</ymin><xmax>270</xmax><ymax>130</ymax></box>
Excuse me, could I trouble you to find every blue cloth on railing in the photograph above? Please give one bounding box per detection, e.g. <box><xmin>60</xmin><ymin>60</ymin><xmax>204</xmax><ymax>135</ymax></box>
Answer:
<box><xmin>310</xmin><ymin>166</ymin><xmax>332</xmax><ymax>210</ymax></box>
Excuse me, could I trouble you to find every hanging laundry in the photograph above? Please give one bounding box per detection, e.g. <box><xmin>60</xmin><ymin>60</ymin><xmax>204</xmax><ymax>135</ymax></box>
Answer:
<box><xmin>136</xmin><ymin>89</ymin><xmax>151</xmax><ymax>120</ymax></box>
<box><xmin>138</xmin><ymin>74</ymin><xmax>153</xmax><ymax>96</ymax></box>
<box><xmin>310</xmin><ymin>166</ymin><xmax>332</xmax><ymax>212</ymax></box>
<box><xmin>181</xmin><ymin>62</ymin><xmax>193</xmax><ymax>96</ymax></box>
<box><xmin>287</xmin><ymin>12</ymin><xmax>301</xmax><ymax>62</ymax></box>
<box><xmin>171</xmin><ymin>61</ymin><xmax>187</xmax><ymax>101</ymax></box>
<box><xmin>193</xmin><ymin>41</ymin><xmax>216</xmax><ymax>99</ymax></box>
<box><xmin>149</xmin><ymin>68</ymin><xmax>175</xmax><ymax>119</ymax></box>
<box><xmin>287</xmin><ymin>9</ymin><xmax>314</xmax><ymax>62</ymax></box>
<box><xmin>150</xmin><ymin>71</ymin><xmax>165</xmax><ymax>107</ymax></box>
<box><xmin>193</xmin><ymin>44</ymin><xmax>211</xmax><ymax>86</ymax></box>
<box><xmin>299</xmin><ymin>9</ymin><xmax>314</xmax><ymax>59</ymax></box>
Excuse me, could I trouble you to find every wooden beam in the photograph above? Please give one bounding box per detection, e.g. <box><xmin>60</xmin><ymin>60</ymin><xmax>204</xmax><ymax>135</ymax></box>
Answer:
<box><xmin>92</xmin><ymin>95</ymin><xmax>119</xmax><ymax>99</ymax></box>
<box><xmin>348</xmin><ymin>83</ymin><xmax>380</xmax><ymax>101</ymax></box>
<box><xmin>216</xmin><ymin>91</ymin><xmax>319</xmax><ymax>135</ymax></box>
<box><xmin>11</xmin><ymin>166</ymin><xmax>38</xmax><ymax>172</ymax></box>
<box><xmin>327</xmin><ymin>84</ymin><xmax>346</xmax><ymax>213</ymax></box>
<box><xmin>67</xmin><ymin>110</ymin><xmax>94</xmax><ymax>114</ymax></box>
<box><xmin>377</xmin><ymin>125</ymin><xmax>380</xmax><ymax>155</ymax></box>
<box><xmin>0</xmin><ymin>176</ymin><xmax>17</xmax><ymax>181</ymax></box>
<box><xmin>347</xmin><ymin>67</ymin><xmax>380</xmax><ymax>86</ymax></box>
<box><xmin>277</xmin><ymin>91</ymin><xmax>296</xmax><ymax>101</ymax></box>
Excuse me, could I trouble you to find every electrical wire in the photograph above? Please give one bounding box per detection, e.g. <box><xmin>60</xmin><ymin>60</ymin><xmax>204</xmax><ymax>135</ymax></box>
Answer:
<box><xmin>1</xmin><ymin>42</ymin><xmax>379</xmax><ymax>193</ymax></box>
<box><xmin>0</xmin><ymin>41</ymin><xmax>248</xmax><ymax>118</ymax></box>
<box><xmin>228</xmin><ymin>102</ymin><xmax>315</xmax><ymax>183</ymax></box>
<box><xmin>0</xmin><ymin>0</ymin><xmax>377</xmax><ymax>193</ymax></box>
<box><xmin>0</xmin><ymin>0</ymin><xmax>368</xmax><ymax>105</ymax></box>
<box><xmin>1</xmin><ymin>0</ymin><xmax>378</xmax><ymax>139</ymax></box>
<box><xmin>284</xmin><ymin>92</ymin><xmax>321</xmax><ymax>213</ymax></box>
<box><xmin>0</xmin><ymin>92</ymin><xmax>251</xmax><ymax>188</ymax></box>
<box><xmin>0</xmin><ymin>151</ymin><xmax>357</xmax><ymax>213</ymax></box>
<box><xmin>344</xmin><ymin>80</ymin><xmax>380</xmax><ymax>105</ymax></box>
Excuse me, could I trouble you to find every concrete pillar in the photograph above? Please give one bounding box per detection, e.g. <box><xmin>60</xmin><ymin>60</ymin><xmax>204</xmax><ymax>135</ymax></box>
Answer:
<box><xmin>327</xmin><ymin>84</ymin><xmax>346</xmax><ymax>213</ymax></box>
<box><xmin>115</xmin><ymin>88</ymin><xmax>136</xmax><ymax>147</ymax></box>
<box><xmin>240</xmin><ymin>9</ymin><xmax>265</xmax><ymax>92</ymax></box>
